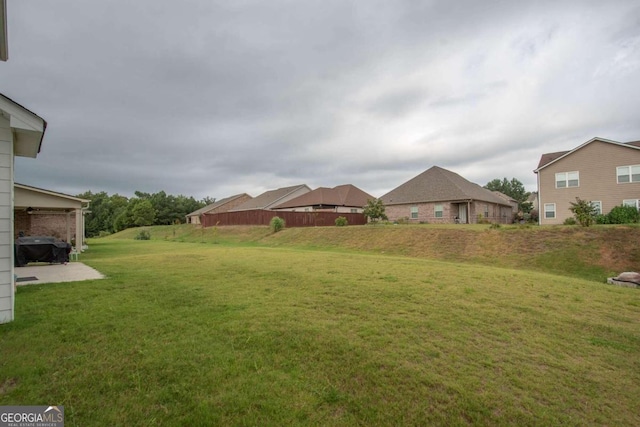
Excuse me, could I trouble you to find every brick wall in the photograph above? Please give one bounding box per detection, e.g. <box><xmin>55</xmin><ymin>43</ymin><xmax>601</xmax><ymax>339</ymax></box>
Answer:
<box><xmin>386</xmin><ymin>202</ymin><xmax>512</xmax><ymax>224</ymax></box>
<box><xmin>14</xmin><ymin>211</ymin><xmax>31</xmax><ymax>236</ymax></box>
<box><xmin>14</xmin><ymin>211</ymin><xmax>77</xmax><ymax>244</ymax></box>
<box><xmin>386</xmin><ymin>202</ymin><xmax>455</xmax><ymax>223</ymax></box>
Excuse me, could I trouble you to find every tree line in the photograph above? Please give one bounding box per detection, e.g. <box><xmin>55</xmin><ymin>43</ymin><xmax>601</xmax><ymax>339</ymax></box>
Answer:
<box><xmin>77</xmin><ymin>190</ymin><xmax>213</xmax><ymax>237</ymax></box>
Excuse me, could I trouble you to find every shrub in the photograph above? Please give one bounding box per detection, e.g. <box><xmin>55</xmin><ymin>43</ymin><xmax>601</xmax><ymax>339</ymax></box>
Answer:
<box><xmin>606</xmin><ymin>205</ymin><xmax>640</xmax><ymax>224</ymax></box>
<box><xmin>335</xmin><ymin>216</ymin><xmax>348</xmax><ymax>227</ymax></box>
<box><xmin>270</xmin><ymin>216</ymin><xmax>285</xmax><ymax>233</ymax></box>
<box><xmin>595</xmin><ymin>214</ymin><xmax>608</xmax><ymax>224</ymax></box>
<box><xmin>134</xmin><ymin>230</ymin><xmax>151</xmax><ymax>240</ymax></box>
<box><xmin>563</xmin><ymin>217</ymin><xmax>577</xmax><ymax>225</ymax></box>
<box><xmin>477</xmin><ymin>214</ymin><xmax>490</xmax><ymax>224</ymax></box>
<box><xmin>568</xmin><ymin>197</ymin><xmax>597</xmax><ymax>227</ymax></box>
<box><xmin>489</xmin><ymin>223</ymin><xmax>501</xmax><ymax>229</ymax></box>
<box><xmin>363</xmin><ymin>199</ymin><xmax>388</xmax><ymax>224</ymax></box>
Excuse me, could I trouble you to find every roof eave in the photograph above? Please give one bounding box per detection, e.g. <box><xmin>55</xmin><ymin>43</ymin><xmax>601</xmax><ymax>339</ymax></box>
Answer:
<box><xmin>14</xmin><ymin>183</ymin><xmax>89</xmax><ymax>204</ymax></box>
<box><xmin>1</xmin><ymin>94</ymin><xmax>47</xmax><ymax>157</ymax></box>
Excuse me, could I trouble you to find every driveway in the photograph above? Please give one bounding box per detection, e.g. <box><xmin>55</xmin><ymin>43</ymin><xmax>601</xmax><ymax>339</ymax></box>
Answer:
<box><xmin>15</xmin><ymin>262</ymin><xmax>105</xmax><ymax>285</ymax></box>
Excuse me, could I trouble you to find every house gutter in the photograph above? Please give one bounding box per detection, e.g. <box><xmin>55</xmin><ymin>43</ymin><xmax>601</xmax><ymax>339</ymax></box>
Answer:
<box><xmin>0</xmin><ymin>0</ymin><xmax>7</xmax><ymax>61</ymax></box>
<box><xmin>535</xmin><ymin>170</ymin><xmax>541</xmax><ymax>226</ymax></box>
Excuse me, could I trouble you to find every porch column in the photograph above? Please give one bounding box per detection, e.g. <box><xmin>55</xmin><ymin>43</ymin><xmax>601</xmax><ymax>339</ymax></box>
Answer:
<box><xmin>65</xmin><ymin>211</ymin><xmax>72</xmax><ymax>243</ymax></box>
<box><xmin>75</xmin><ymin>208</ymin><xmax>83</xmax><ymax>250</ymax></box>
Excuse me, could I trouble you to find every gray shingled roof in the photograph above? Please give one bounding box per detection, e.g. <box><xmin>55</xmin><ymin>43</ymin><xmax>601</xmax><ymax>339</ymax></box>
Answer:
<box><xmin>273</xmin><ymin>184</ymin><xmax>374</xmax><ymax>209</ymax></box>
<box><xmin>379</xmin><ymin>166</ymin><xmax>511</xmax><ymax>206</ymax></box>
<box><xmin>186</xmin><ymin>193</ymin><xmax>251</xmax><ymax>217</ymax></box>
<box><xmin>231</xmin><ymin>184</ymin><xmax>310</xmax><ymax>211</ymax></box>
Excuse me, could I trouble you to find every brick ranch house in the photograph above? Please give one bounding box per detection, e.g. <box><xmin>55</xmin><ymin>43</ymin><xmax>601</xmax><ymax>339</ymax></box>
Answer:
<box><xmin>272</xmin><ymin>184</ymin><xmax>374</xmax><ymax>213</ymax></box>
<box><xmin>380</xmin><ymin>166</ymin><xmax>515</xmax><ymax>224</ymax></box>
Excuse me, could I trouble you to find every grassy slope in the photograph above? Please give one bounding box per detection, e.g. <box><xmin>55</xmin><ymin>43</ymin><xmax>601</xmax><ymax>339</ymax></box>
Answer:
<box><xmin>118</xmin><ymin>223</ymin><xmax>640</xmax><ymax>282</ymax></box>
<box><xmin>2</xmin><ymin>239</ymin><xmax>639</xmax><ymax>426</ymax></box>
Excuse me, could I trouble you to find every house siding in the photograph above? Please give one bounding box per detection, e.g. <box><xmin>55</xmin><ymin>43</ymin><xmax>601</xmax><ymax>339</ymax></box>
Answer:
<box><xmin>0</xmin><ymin>116</ymin><xmax>13</xmax><ymax>323</ymax></box>
<box><xmin>538</xmin><ymin>140</ymin><xmax>640</xmax><ymax>224</ymax></box>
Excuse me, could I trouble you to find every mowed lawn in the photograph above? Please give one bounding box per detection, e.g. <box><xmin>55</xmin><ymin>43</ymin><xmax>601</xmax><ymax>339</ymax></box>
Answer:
<box><xmin>2</xmin><ymin>239</ymin><xmax>640</xmax><ymax>426</ymax></box>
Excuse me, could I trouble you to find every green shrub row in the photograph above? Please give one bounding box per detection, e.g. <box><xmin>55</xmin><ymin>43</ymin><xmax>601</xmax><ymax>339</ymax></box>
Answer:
<box><xmin>596</xmin><ymin>205</ymin><xmax>640</xmax><ymax>224</ymax></box>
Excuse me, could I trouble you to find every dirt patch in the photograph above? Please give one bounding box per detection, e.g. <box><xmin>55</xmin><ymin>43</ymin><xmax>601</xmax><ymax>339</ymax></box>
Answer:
<box><xmin>0</xmin><ymin>377</ymin><xmax>18</xmax><ymax>395</ymax></box>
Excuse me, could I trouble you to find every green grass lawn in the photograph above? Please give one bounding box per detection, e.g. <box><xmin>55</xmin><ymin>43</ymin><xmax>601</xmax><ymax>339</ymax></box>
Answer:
<box><xmin>2</xmin><ymin>237</ymin><xmax>640</xmax><ymax>426</ymax></box>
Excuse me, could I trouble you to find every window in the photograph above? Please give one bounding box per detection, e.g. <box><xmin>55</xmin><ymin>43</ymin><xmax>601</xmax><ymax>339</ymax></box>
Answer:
<box><xmin>623</xmin><ymin>199</ymin><xmax>640</xmax><ymax>209</ymax></box>
<box><xmin>544</xmin><ymin>203</ymin><xmax>556</xmax><ymax>219</ymax></box>
<box><xmin>434</xmin><ymin>204</ymin><xmax>443</xmax><ymax>218</ymax></box>
<box><xmin>410</xmin><ymin>206</ymin><xmax>418</xmax><ymax>219</ymax></box>
<box><xmin>590</xmin><ymin>201</ymin><xmax>602</xmax><ymax>215</ymax></box>
<box><xmin>350</xmin><ymin>208</ymin><xmax>358</xmax><ymax>213</ymax></box>
<box><xmin>617</xmin><ymin>165</ymin><xmax>640</xmax><ymax>183</ymax></box>
<box><xmin>483</xmin><ymin>204</ymin><xmax>489</xmax><ymax>218</ymax></box>
<box><xmin>556</xmin><ymin>171</ymin><xmax>579</xmax><ymax>188</ymax></box>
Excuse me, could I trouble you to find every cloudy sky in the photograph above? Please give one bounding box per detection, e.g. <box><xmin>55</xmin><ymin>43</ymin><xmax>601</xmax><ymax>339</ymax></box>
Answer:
<box><xmin>2</xmin><ymin>0</ymin><xmax>640</xmax><ymax>200</ymax></box>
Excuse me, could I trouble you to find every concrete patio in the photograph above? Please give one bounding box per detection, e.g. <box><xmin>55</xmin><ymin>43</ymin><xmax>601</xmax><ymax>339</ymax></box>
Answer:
<box><xmin>15</xmin><ymin>262</ymin><xmax>105</xmax><ymax>285</ymax></box>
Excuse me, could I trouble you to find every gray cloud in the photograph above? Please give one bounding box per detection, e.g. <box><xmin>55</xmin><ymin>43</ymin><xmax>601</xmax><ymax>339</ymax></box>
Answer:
<box><xmin>4</xmin><ymin>0</ymin><xmax>640</xmax><ymax>201</ymax></box>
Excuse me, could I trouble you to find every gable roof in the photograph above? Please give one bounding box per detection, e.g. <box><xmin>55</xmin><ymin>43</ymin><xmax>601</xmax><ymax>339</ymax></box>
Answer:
<box><xmin>186</xmin><ymin>193</ymin><xmax>250</xmax><ymax>217</ymax></box>
<box><xmin>273</xmin><ymin>184</ymin><xmax>374</xmax><ymax>209</ymax></box>
<box><xmin>380</xmin><ymin>166</ymin><xmax>511</xmax><ymax>206</ymax></box>
<box><xmin>231</xmin><ymin>184</ymin><xmax>311</xmax><ymax>211</ymax></box>
<box><xmin>535</xmin><ymin>137</ymin><xmax>640</xmax><ymax>171</ymax></box>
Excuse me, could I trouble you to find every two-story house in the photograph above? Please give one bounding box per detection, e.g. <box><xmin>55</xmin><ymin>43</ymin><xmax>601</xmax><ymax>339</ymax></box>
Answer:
<box><xmin>534</xmin><ymin>137</ymin><xmax>640</xmax><ymax>225</ymax></box>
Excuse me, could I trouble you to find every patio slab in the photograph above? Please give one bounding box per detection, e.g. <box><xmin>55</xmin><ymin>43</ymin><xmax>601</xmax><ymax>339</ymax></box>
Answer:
<box><xmin>15</xmin><ymin>262</ymin><xmax>105</xmax><ymax>285</ymax></box>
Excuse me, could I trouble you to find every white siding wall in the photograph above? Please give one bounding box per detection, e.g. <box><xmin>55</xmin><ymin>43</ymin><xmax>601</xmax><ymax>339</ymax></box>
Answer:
<box><xmin>0</xmin><ymin>116</ymin><xmax>14</xmax><ymax>323</ymax></box>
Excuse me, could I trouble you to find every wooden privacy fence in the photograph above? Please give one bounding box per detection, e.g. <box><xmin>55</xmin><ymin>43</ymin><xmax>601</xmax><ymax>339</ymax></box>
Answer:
<box><xmin>201</xmin><ymin>210</ymin><xmax>367</xmax><ymax>228</ymax></box>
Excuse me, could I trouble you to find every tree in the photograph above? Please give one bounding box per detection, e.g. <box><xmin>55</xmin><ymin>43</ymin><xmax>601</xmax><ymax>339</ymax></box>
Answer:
<box><xmin>78</xmin><ymin>191</ymin><xmax>129</xmax><ymax>236</ymax></box>
<box><xmin>79</xmin><ymin>189</ymin><xmax>209</xmax><ymax>234</ymax></box>
<box><xmin>569</xmin><ymin>197</ymin><xmax>598</xmax><ymax>227</ymax></box>
<box><xmin>131</xmin><ymin>199</ymin><xmax>156</xmax><ymax>226</ymax></box>
<box><xmin>484</xmin><ymin>177</ymin><xmax>532</xmax><ymax>214</ymax></box>
<box><xmin>363</xmin><ymin>199</ymin><xmax>388</xmax><ymax>223</ymax></box>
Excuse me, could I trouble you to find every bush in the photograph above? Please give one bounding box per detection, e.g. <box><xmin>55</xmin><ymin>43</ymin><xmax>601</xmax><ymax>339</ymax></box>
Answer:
<box><xmin>477</xmin><ymin>214</ymin><xmax>490</xmax><ymax>224</ymax></box>
<box><xmin>489</xmin><ymin>223</ymin><xmax>501</xmax><ymax>229</ymax></box>
<box><xmin>606</xmin><ymin>205</ymin><xmax>640</xmax><ymax>224</ymax></box>
<box><xmin>363</xmin><ymin>199</ymin><xmax>388</xmax><ymax>223</ymax></box>
<box><xmin>335</xmin><ymin>216</ymin><xmax>348</xmax><ymax>227</ymax></box>
<box><xmin>134</xmin><ymin>230</ymin><xmax>151</xmax><ymax>240</ymax></box>
<box><xmin>270</xmin><ymin>216</ymin><xmax>285</xmax><ymax>233</ymax></box>
<box><xmin>595</xmin><ymin>214</ymin><xmax>609</xmax><ymax>224</ymax></box>
<box><xmin>563</xmin><ymin>217</ymin><xmax>577</xmax><ymax>225</ymax></box>
<box><xmin>568</xmin><ymin>197</ymin><xmax>597</xmax><ymax>227</ymax></box>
